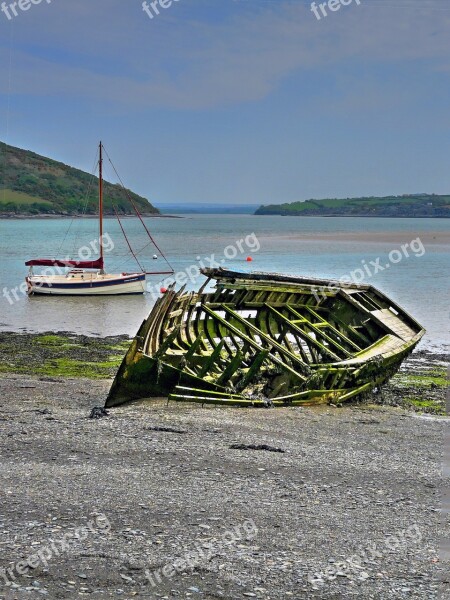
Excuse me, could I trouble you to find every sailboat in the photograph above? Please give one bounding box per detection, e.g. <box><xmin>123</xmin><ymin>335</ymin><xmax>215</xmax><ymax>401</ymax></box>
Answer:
<box><xmin>25</xmin><ymin>142</ymin><xmax>173</xmax><ymax>296</ymax></box>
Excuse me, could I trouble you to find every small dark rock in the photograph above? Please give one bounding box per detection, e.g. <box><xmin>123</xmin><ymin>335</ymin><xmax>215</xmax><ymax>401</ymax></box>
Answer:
<box><xmin>145</xmin><ymin>426</ymin><xmax>187</xmax><ymax>434</ymax></box>
<box><xmin>89</xmin><ymin>407</ymin><xmax>109</xmax><ymax>419</ymax></box>
<box><xmin>230</xmin><ymin>443</ymin><xmax>285</xmax><ymax>453</ymax></box>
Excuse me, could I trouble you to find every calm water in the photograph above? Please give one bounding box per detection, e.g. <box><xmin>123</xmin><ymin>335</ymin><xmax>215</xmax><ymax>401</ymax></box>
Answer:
<box><xmin>0</xmin><ymin>215</ymin><xmax>448</xmax><ymax>350</ymax></box>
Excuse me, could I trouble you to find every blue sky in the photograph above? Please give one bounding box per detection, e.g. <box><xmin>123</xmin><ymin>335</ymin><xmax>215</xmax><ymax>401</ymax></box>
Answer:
<box><xmin>1</xmin><ymin>0</ymin><xmax>450</xmax><ymax>205</ymax></box>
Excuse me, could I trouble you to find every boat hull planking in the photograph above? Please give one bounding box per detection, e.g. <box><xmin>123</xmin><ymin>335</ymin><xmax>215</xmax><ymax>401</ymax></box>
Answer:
<box><xmin>105</xmin><ymin>268</ymin><xmax>425</xmax><ymax>408</ymax></box>
<box><xmin>27</xmin><ymin>272</ymin><xmax>146</xmax><ymax>296</ymax></box>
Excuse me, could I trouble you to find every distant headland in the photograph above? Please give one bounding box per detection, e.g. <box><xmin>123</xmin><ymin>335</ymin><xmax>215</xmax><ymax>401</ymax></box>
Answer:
<box><xmin>255</xmin><ymin>194</ymin><xmax>450</xmax><ymax>218</ymax></box>
<box><xmin>0</xmin><ymin>141</ymin><xmax>159</xmax><ymax>217</ymax></box>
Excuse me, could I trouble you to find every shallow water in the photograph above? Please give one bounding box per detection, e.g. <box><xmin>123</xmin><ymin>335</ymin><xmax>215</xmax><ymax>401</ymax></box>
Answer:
<box><xmin>0</xmin><ymin>215</ymin><xmax>448</xmax><ymax>350</ymax></box>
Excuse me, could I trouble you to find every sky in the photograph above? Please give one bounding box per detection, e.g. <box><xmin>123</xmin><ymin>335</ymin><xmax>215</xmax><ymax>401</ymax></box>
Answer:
<box><xmin>0</xmin><ymin>0</ymin><xmax>450</xmax><ymax>205</ymax></box>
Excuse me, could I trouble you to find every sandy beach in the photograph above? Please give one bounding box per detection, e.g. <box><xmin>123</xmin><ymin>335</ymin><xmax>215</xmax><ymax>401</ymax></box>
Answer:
<box><xmin>273</xmin><ymin>230</ymin><xmax>449</xmax><ymax>246</ymax></box>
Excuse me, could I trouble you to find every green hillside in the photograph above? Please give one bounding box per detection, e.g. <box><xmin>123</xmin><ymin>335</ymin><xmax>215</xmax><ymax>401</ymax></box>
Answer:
<box><xmin>0</xmin><ymin>141</ymin><xmax>159</xmax><ymax>216</ymax></box>
<box><xmin>255</xmin><ymin>195</ymin><xmax>450</xmax><ymax>218</ymax></box>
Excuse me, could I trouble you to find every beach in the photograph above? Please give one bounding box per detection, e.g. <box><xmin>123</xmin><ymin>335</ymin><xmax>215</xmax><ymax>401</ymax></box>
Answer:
<box><xmin>0</xmin><ymin>332</ymin><xmax>448</xmax><ymax>599</ymax></box>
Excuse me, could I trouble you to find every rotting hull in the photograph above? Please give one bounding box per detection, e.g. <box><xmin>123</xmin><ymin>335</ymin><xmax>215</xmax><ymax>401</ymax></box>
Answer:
<box><xmin>105</xmin><ymin>268</ymin><xmax>425</xmax><ymax>408</ymax></box>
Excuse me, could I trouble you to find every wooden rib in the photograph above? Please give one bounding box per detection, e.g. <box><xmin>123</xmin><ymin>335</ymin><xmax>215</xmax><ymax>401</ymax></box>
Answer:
<box><xmin>285</xmin><ymin>305</ymin><xmax>351</xmax><ymax>358</ymax></box>
<box><xmin>237</xmin><ymin>349</ymin><xmax>270</xmax><ymax>390</ymax></box>
<box><xmin>197</xmin><ymin>340</ymin><xmax>226</xmax><ymax>377</ymax></box>
<box><xmin>266</xmin><ymin>305</ymin><xmax>341</xmax><ymax>362</ymax></box>
<box><xmin>218</xmin><ymin>305</ymin><xmax>311</xmax><ymax>376</ymax></box>
<box><xmin>184</xmin><ymin>333</ymin><xmax>205</xmax><ymax>361</ymax></box>
<box><xmin>201</xmin><ymin>305</ymin><xmax>307</xmax><ymax>381</ymax></box>
<box><xmin>154</xmin><ymin>326</ymin><xmax>181</xmax><ymax>359</ymax></box>
<box><xmin>216</xmin><ymin>351</ymin><xmax>243</xmax><ymax>386</ymax></box>
<box><xmin>302</xmin><ymin>306</ymin><xmax>361</xmax><ymax>352</ymax></box>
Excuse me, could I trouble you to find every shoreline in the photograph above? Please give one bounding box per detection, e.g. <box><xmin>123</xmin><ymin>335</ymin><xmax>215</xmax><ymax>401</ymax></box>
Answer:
<box><xmin>0</xmin><ymin>213</ymin><xmax>184</xmax><ymax>220</ymax></box>
<box><xmin>255</xmin><ymin>213</ymin><xmax>450</xmax><ymax>219</ymax></box>
<box><xmin>0</xmin><ymin>327</ymin><xmax>447</xmax><ymax>354</ymax></box>
<box><xmin>0</xmin><ymin>331</ymin><xmax>447</xmax><ymax>414</ymax></box>
<box><xmin>2</xmin><ymin>212</ymin><xmax>450</xmax><ymax>219</ymax></box>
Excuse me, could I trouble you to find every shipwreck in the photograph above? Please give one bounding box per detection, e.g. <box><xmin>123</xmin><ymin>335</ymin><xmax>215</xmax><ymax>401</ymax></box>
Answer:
<box><xmin>105</xmin><ymin>268</ymin><xmax>425</xmax><ymax>408</ymax></box>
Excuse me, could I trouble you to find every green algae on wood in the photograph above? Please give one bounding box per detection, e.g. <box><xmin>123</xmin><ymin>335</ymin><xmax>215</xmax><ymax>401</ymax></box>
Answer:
<box><xmin>105</xmin><ymin>268</ymin><xmax>425</xmax><ymax>408</ymax></box>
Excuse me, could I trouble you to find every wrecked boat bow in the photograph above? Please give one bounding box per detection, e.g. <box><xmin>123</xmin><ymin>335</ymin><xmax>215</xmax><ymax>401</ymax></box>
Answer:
<box><xmin>105</xmin><ymin>268</ymin><xmax>425</xmax><ymax>408</ymax></box>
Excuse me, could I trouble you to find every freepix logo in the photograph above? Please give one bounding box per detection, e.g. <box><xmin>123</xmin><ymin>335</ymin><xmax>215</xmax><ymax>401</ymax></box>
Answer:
<box><xmin>1</xmin><ymin>0</ymin><xmax>52</xmax><ymax>21</ymax></box>
<box><xmin>142</xmin><ymin>0</ymin><xmax>180</xmax><ymax>21</ymax></box>
<box><xmin>311</xmin><ymin>0</ymin><xmax>362</xmax><ymax>21</ymax></box>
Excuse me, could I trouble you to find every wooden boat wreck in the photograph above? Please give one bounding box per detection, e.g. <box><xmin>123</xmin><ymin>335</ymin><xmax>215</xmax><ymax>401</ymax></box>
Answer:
<box><xmin>105</xmin><ymin>268</ymin><xmax>425</xmax><ymax>408</ymax></box>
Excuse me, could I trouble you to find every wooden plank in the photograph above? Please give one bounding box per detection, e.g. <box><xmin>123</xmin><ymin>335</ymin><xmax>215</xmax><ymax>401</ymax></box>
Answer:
<box><xmin>174</xmin><ymin>386</ymin><xmax>246</xmax><ymax>399</ymax></box>
<box><xmin>184</xmin><ymin>334</ymin><xmax>205</xmax><ymax>361</ymax></box>
<box><xmin>237</xmin><ymin>349</ymin><xmax>270</xmax><ymax>390</ymax></box>
<box><xmin>267</xmin><ymin>305</ymin><xmax>342</xmax><ymax>362</ymax></box>
<box><xmin>154</xmin><ymin>326</ymin><xmax>181</xmax><ymax>359</ymax></box>
<box><xmin>220</xmin><ymin>304</ymin><xmax>311</xmax><ymax>375</ymax></box>
<box><xmin>216</xmin><ymin>351</ymin><xmax>244</xmax><ymax>386</ymax></box>
<box><xmin>201</xmin><ymin>305</ymin><xmax>307</xmax><ymax>381</ymax></box>
<box><xmin>335</xmin><ymin>382</ymin><xmax>373</xmax><ymax>403</ymax></box>
<box><xmin>286</xmin><ymin>306</ymin><xmax>352</xmax><ymax>358</ymax></box>
<box><xmin>169</xmin><ymin>394</ymin><xmax>271</xmax><ymax>407</ymax></box>
<box><xmin>302</xmin><ymin>306</ymin><xmax>362</xmax><ymax>352</ymax></box>
<box><xmin>198</xmin><ymin>340</ymin><xmax>226</xmax><ymax>377</ymax></box>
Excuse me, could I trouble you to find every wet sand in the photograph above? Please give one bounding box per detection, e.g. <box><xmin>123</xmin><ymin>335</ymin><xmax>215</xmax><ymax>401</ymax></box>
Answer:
<box><xmin>268</xmin><ymin>230</ymin><xmax>449</xmax><ymax>246</ymax></box>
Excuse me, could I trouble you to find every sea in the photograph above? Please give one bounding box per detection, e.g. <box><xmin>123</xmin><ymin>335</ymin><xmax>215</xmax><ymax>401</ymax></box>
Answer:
<box><xmin>0</xmin><ymin>215</ymin><xmax>448</xmax><ymax>350</ymax></box>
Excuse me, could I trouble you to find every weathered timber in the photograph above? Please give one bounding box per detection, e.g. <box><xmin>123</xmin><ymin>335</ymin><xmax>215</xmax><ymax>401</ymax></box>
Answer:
<box><xmin>105</xmin><ymin>268</ymin><xmax>425</xmax><ymax>408</ymax></box>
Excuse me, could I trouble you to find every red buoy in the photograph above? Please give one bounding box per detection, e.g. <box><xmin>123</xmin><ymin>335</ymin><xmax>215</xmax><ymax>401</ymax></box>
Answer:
<box><xmin>246</xmin><ymin>256</ymin><xmax>253</xmax><ymax>262</ymax></box>
<box><xmin>160</xmin><ymin>287</ymin><xmax>168</xmax><ymax>293</ymax></box>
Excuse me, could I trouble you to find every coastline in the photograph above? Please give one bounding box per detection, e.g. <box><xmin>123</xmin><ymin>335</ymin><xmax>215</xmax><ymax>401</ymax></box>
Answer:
<box><xmin>0</xmin><ymin>331</ymin><xmax>447</xmax><ymax>412</ymax></box>
<box><xmin>255</xmin><ymin>213</ymin><xmax>450</xmax><ymax>218</ymax></box>
<box><xmin>1</xmin><ymin>212</ymin><xmax>449</xmax><ymax>219</ymax></box>
<box><xmin>0</xmin><ymin>213</ymin><xmax>184</xmax><ymax>220</ymax></box>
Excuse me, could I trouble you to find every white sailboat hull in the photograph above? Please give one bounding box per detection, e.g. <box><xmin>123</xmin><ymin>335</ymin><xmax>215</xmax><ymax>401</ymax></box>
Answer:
<box><xmin>25</xmin><ymin>144</ymin><xmax>172</xmax><ymax>298</ymax></box>
<box><xmin>27</xmin><ymin>271</ymin><xmax>146</xmax><ymax>296</ymax></box>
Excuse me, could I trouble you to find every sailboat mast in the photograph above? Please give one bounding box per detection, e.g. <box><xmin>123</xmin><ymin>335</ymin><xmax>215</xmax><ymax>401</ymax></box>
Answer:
<box><xmin>99</xmin><ymin>141</ymin><xmax>104</xmax><ymax>271</ymax></box>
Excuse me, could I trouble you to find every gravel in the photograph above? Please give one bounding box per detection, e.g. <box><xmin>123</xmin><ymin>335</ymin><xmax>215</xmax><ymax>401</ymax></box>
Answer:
<box><xmin>0</xmin><ymin>367</ymin><xmax>448</xmax><ymax>599</ymax></box>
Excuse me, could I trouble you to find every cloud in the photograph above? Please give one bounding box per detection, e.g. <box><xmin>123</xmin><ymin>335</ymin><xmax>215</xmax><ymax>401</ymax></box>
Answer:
<box><xmin>0</xmin><ymin>0</ymin><xmax>449</xmax><ymax>110</ymax></box>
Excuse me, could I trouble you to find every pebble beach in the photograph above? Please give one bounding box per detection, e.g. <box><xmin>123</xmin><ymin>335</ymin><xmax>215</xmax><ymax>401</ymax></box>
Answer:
<box><xmin>0</xmin><ymin>333</ymin><xmax>448</xmax><ymax>599</ymax></box>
